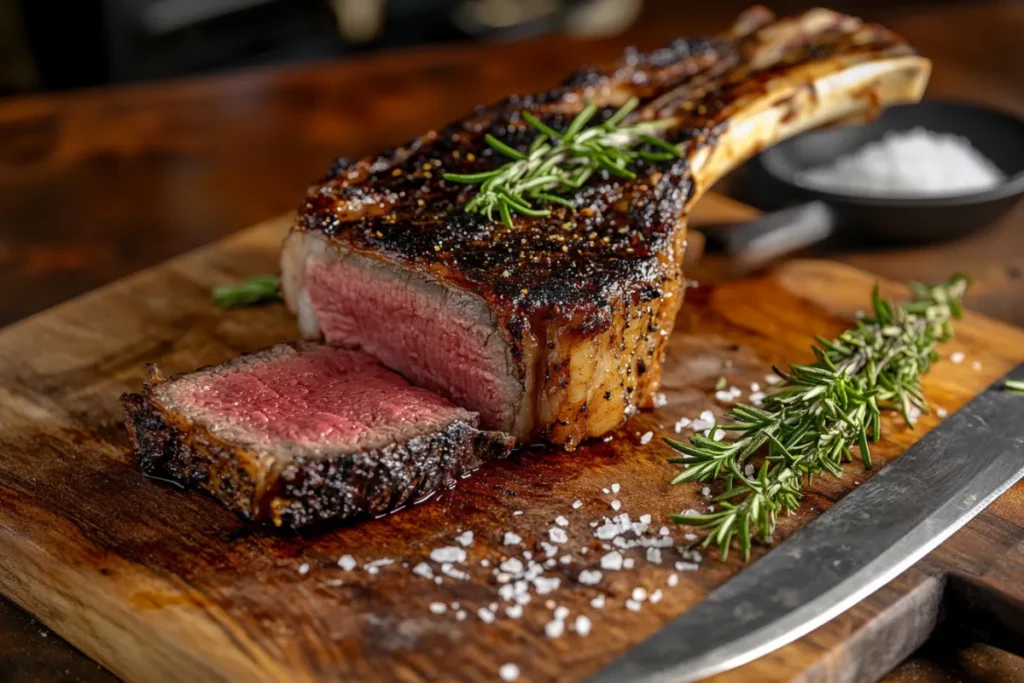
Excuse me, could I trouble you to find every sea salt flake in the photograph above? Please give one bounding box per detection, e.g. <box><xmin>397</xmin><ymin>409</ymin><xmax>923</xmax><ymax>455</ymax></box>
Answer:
<box><xmin>575</xmin><ymin>615</ymin><xmax>592</xmax><ymax>636</ymax></box>
<box><xmin>591</xmin><ymin>594</ymin><xmax>606</xmax><ymax>608</ymax></box>
<box><xmin>646</xmin><ymin>548</ymin><xmax>662</xmax><ymax>564</ymax></box>
<box><xmin>478</xmin><ymin>607</ymin><xmax>495</xmax><ymax>623</ymax></box>
<box><xmin>298</xmin><ymin>563</ymin><xmax>310</xmax><ymax>576</ymax></box>
<box><xmin>650</xmin><ymin>589</ymin><xmax>663</xmax><ymax>604</ymax></box>
<box><xmin>676</xmin><ymin>561</ymin><xmax>700</xmax><ymax>572</ymax></box>
<box><xmin>572</xmin><ymin>499</ymin><xmax>583</xmax><ymax>509</ymax></box>
<box><xmin>513</xmin><ymin>510</ymin><xmax>524</xmax><ymax>516</ymax></box>
<box><xmin>625</xmin><ymin>599</ymin><xmax>642</xmax><ymax>612</ymax></box>
<box><xmin>610</xmin><ymin>500</ymin><xmax>622</xmax><ymax>511</ymax></box>
<box><xmin>545</xmin><ymin>618</ymin><xmax>565</xmax><ymax>638</ymax></box>
<box><xmin>951</xmin><ymin>351</ymin><xmax>965</xmax><ymax>364</ymax></box>
<box><xmin>653</xmin><ymin>393</ymin><xmax>668</xmax><ymax>407</ymax></box>
<box><xmin>659</xmin><ymin>526</ymin><xmax>671</xmax><ymax>536</ymax></box>
<box><xmin>667</xmin><ymin>573</ymin><xmax>679</xmax><ymax>587</ymax></box>
<box><xmin>560</xmin><ymin>555</ymin><xmax>572</xmax><ymax>565</ymax></box>
<box><xmin>429</xmin><ymin>602</ymin><xmax>447</xmax><ymax>614</ymax></box>
<box><xmin>972</xmin><ymin>360</ymin><xmax>983</xmax><ymax>370</ymax></box>
<box><xmin>640</xmin><ymin>431</ymin><xmax>654</xmax><ymax>445</ymax></box>
<box><xmin>534</xmin><ymin>576</ymin><xmax>561</xmax><ymax>595</ymax></box>
<box><xmin>503</xmin><ymin>531</ymin><xmax>522</xmax><ymax>545</ymax></box>
<box><xmin>632</xmin><ymin>587</ymin><xmax>648</xmax><ymax>602</ymax></box>
<box><xmin>456</xmin><ymin>610</ymin><xmax>467</xmax><ymax>621</ymax></box>
<box><xmin>674</xmin><ymin>417</ymin><xmax>691</xmax><ymax>433</ymax></box>
<box><xmin>555</xmin><ymin>515</ymin><xmax>569</xmax><ymax>527</ymax></box>
<box><xmin>430</xmin><ymin>547</ymin><xmax>466</xmax><ymax>563</ymax></box>
<box><xmin>602</xmin><ymin>487</ymin><xmax>610</xmax><ymax>494</ymax></box>
<box><xmin>500</xmin><ymin>558</ymin><xmax>524</xmax><ymax>574</ymax></box>
<box><xmin>455</xmin><ymin>530</ymin><xmax>474</xmax><ymax>547</ymax></box>
<box><xmin>611</xmin><ymin>483</ymin><xmax>621</xmax><ymax>493</ymax></box>
<box><xmin>712</xmin><ymin>429</ymin><xmax>725</xmax><ymax>441</ymax></box>
<box><xmin>554</xmin><ymin>606</ymin><xmax>570</xmax><ymax>620</ymax></box>
<box><xmin>548</xmin><ymin>527</ymin><xmax>568</xmax><ymax>544</ymax></box>
<box><xmin>749</xmin><ymin>391</ymin><xmax>765</xmax><ymax>406</ymax></box>
<box><xmin>499</xmin><ymin>663</ymin><xmax>520</xmax><ymax>681</ymax></box>
<box><xmin>600</xmin><ymin>551</ymin><xmax>624</xmax><ymax>571</ymax></box>
<box><xmin>506</xmin><ymin>604</ymin><xmax>523</xmax><ymax>619</ymax></box>
<box><xmin>337</xmin><ymin>555</ymin><xmax>357</xmax><ymax>571</ymax></box>
<box><xmin>623</xmin><ymin>558</ymin><xmax>635</xmax><ymax>569</ymax></box>
<box><xmin>937</xmin><ymin>407</ymin><xmax>948</xmax><ymax>418</ymax></box>
<box><xmin>766</xmin><ymin>374</ymin><xmax>782</xmax><ymax>385</ymax></box>
<box><xmin>714</xmin><ymin>390</ymin><xmax>734</xmax><ymax>402</ymax></box>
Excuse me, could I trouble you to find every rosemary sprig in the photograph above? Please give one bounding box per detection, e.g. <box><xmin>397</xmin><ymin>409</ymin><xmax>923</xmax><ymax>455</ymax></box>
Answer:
<box><xmin>212</xmin><ymin>274</ymin><xmax>281</xmax><ymax>309</ymax></box>
<box><xmin>667</xmin><ymin>275</ymin><xmax>971</xmax><ymax>562</ymax></box>
<box><xmin>443</xmin><ymin>97</ymin><xmax>681</xmax><ymax>227</ymax></box>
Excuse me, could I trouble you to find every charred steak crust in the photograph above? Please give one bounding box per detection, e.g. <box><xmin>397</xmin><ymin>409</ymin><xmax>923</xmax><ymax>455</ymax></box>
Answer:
<box><xmin>283</xmin><ymin>7</ymin><xmax>927</xmax><ymax>448</ymax></box>
<box><xmin>121</xmin><ymin>347</ymin><xmax>514</xmax><ymax>529</ymax></box>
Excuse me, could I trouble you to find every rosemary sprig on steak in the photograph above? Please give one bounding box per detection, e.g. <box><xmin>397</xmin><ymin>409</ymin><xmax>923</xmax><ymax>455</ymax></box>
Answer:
<box><xmin>443</xmin><ymin>97</ymin><xmax>682</xmax><ymax>228</ymax></box>
<box><xmin>213</xmin><ymin>274</ymin><xmax>281</xmax><ymax>308</ymax></box>
<box><xmin>667</xmin><ymin>275</ymin><xmax>970</xmax><ymax>561</ymax></box>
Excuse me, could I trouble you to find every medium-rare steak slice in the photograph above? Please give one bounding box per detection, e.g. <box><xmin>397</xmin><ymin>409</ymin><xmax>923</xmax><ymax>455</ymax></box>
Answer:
<box><xmin>121</xmin><ymin>343</ymin><xmax>513</xmax><ymax>528</ymax></box>
<box><xmin>281</xmin><ymin>7</ymin><xmax>931</xmax><ymax>449</ymax></box>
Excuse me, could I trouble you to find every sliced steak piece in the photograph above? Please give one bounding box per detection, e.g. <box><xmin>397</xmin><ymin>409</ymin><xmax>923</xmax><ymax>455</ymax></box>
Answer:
<box><xmin>281</xmin><ymin>7</ymin><xmax>930</xmax><ymax>450</ymax></box>
<box><xmin>121</xmin><ymin>343</ymin><xmax>513</xmax><ymax>528</ymax></box>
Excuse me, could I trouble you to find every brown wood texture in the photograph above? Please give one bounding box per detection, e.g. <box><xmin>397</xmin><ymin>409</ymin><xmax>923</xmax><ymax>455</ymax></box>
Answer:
<box><xmin>0</xmin><ymin>195</ymin><xmax>1021</xmax><ymax>682</ymax></box>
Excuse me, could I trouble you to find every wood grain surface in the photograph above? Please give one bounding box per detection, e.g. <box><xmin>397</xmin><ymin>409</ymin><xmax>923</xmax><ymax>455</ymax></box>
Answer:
<box><xmin>0</xmin><ymin>196</ymin><xmax>1021</xmax><ymax>682</ymax></box>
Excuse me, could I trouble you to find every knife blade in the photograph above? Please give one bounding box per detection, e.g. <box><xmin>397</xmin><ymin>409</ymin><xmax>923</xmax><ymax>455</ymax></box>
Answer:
<box><xmin>591</xmin><ymin>362</ymin><xmax>1024</xmax><ymax>683</ymax></box>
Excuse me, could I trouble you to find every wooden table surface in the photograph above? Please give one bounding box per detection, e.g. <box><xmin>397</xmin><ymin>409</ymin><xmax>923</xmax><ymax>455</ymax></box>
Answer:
<box><xmin>0</xmin><ymin>1</ymin><xmax>1020</xmax><ymax>681</ymax></box>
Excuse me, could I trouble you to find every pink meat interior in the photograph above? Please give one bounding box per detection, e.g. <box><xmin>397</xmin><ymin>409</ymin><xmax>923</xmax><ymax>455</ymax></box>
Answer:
<box><xmin>305</xmin><ymin>256</ymin><xmax>516</xmax><ymax>430</ymax></box>
<box><xmin>159</xmin><ymin>345</ymin><xmax>466</xmax><ymax>451</ymax></box>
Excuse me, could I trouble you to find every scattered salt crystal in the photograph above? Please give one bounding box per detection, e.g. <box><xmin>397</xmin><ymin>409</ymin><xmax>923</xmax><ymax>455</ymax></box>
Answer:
<box><xmin>652</xmin><ymin>393</ymin><xmax>668</xmax><ymax>407</ymax></box>
<box><xmin>751</xmin><ymin>382</ymin><xmax>760</xmax><ymax>392</ymax></box>
<box><xmin>456</xmin><ymin>610</ymin><xmax>467</xmax><ymax>621</ymax></box>
<box><xmin>714</xmin><ymin>390</ymin><xmax>734</xmax><ymax>403</ymax></box>
<box><xmin>650</xmin><ymin>589</ymin><xmax>663</xmax><ymax>604</ymax></box>
<box><xmin>555</xmin><ymin>516</ymin><xmax>569</xmax><ymax>527</ymax></box>
<box><xmin>429</xmin><ymin>602</ymin><xmax>447</xmax><ymax>614</ymax></box>
<box><xmin>691</xmin><ymin>411</ymin><xmax>715</xmax><ymax>431</ymax></box>
<box><xmin>623</xmin><ymin>558</ymin><xmax>635</xmax><ymax>569</ymax></box>
<box><xmin>338</xmin><ymin>555</ymin><xmax>357</xmax><ymax>571</ymax></box>
<box><xmin>590</xmin><ymin>594</ymin><xmax>606</xmax><ymax>608</ymax></box>
<box><xmin>676</xmin><ymin>561</ymin><xmax>700</xmax><ymax>572</ymax></box>
<box><xmin>480</xmin><ymin>559</ymin><xmax>490</xmax><ymax>567</ymax></box>
<box><xmin>659</xmin><ymin>526</ymin><xmax>671</xmax><ymax>536</ymax></box>
<box><xmin>455</xmin><ymin>530</ymin><xmax>474</xmax><ymax>547</ymax></box>
<box><xmin>611</xmin><ymin>483</ymin><xmax>621</xmax><ymax>493</ymax></box>
<box><xmin>506</xmin><ymin>604</ymin><xmax>523</xmax><ymax>619</ymax></box>
<box><xmin>298</xmin><ymin>563</ymin><xmax>310</xmax><ymax>576</ymax></box>
<box><xmin>684</xmin><ymin>533</ymin><xmax>698</xmax><ymax>542</ymax></box>
<box><xmin>441</xmin><ymin>564</ymin><xmax>469</xmax><ymax>580</ymax></box>
<box><xmin>366</xmin><ymin>566</ymin><xmax>379</xmax><ymax>576</ymax></box>
<box><xmin>640</xmin><ymin>431</ymin><xmax>654</xmax><ymax>445</ymax></box>
<box><xmin>513</xmin><ymin>510</ymin><xmax>524</xmax><ymax>516</ymax></box>
<box><xmin>503</xmin><ymin>531</ymin><xmax>522</xmax><ymax>545</ymax></box>
<box><xmin>639</xmin><ymin>513</ymin><xmax>651</xmax><ymax>524</ymax></box>
<box><xmin>951</xmin><ymin>351</ymin><xmax>965</xmax><ymax>364</ymax></box>
<box><xmin>534</xmin><ymin>576</ymin><xmax>561</xmax><ymax>594</ymax></box>
<box><xmin>632</xmin><ymin>587</ymin><xmax>648</xmax><ymax>602</ymax></box>
<box><xmin>602</xmin><ymin>487</ymin><xmax>610</xmax><ymax>494</ymax></box>
<box><xmin>545</xmin><ymin>618</ymin><xmax>565</xmax><ymax>638</ymax></box>
<box><xmin>765</xmin><ymin>374</ymin><xmax>782</xmax><ymax>385</ymax></box>
<box><xmin>972</xmin><ymin>361</ymin><xmax>983</xmax><ymax>370</ymax></box>
<box><xmin>554</xmin><ymin>606</ymin><xmax>570</xmax><ymax>620</ymax></box>
<box><xmin>601</xmin><ymin>551</ymin><xmax>624</xmax><ymax>570</ymax></box>
<box><xmin>549</xmin><ymin>527</ymin><xmax>568</xmax><ymax>544</ymax></box>
<box><xmin>451</xmin><ymin>602</ymin><xmax>460</xmax><ymax>610</ymax></box>
<box><xmin>430</xmin><ymin>547</ymin><xmax>466</xmax><ymax>563</ymax></box>
<box><xmin>712</xmin><ymin>429</ymin><xmax>725</xmax><ymax>441</ymax></box>
<box><xmin>500</xmin><ymin>558</ymin><xmax>524</xmax><ymax>574</ymax></box>
<box><xmin>937</xmin><ymin>407</ymin><xmax>948</xmax><ymax>418</ymax></box>
<box><xmin>478</xmin><ymin>607</ymin><xmax>495</xmax><ymax>623</ymax></box>
<box><xmin>667</xmin><ymin>573</ymin><xmax>679</xmax><ymax>587</ymax></box>
<box><xmin>573</xmin><ymin>499</ymin><xmax>583</xmax><ymax>509</ymax></box>
<box><xmin>434</xmin><ymin>576</ymin><xmax>443</xmax><ymax>584</ymax></box>
<box><xmin>743</xmin><ymin>464</ymin><xmax>755</xmax><ymax>478</ymax></box>
<box><xmin>610</xmin><ymin>500</ymin><xmax>622</xmax><ymax>511</ymax></box>
<box><xmin>560</xmin><ymin>555</ymin><xmax>572</xmax><ymax>565</ymax></box>
<box><xmin>700</xmin><ymin>486</ymin><xmax>711</xmax><ymax>498</ymax></box>
<box><xmin>523</xmin><ymin>551</ymin><xmax>533</xmax><ymax>560</ymax></box>
<box><xmin>603</xmin><ymin>435</ymin><xmax>613</xmax><ymax>442</ymax></box>
<box><xmin>646</xmin><ymin>548</ymin><xmax>662</xmax><ymax>564</ymax></box>
<box><xmin>625</xmin><ymin>599</ymin><xmax>642</xmax><ymax>612</ymax></box>
<box><xmin>749</xmin><ymin>391</ymin><xmax>765</xmax><ymax>406</ymax></box>
<box><xmin>545</xmin><ymin>599</ymin><xmax>556</xmax><ymax>610</ymax></box>
<box><xmin>674</xmin><ymin>417</ymin><xmax>691</xmax><ymax>433</ymax></box>
<box><xmin>499</xmin><ymin>663</ymin><xmax>520</xmax><ymax>681</ymax></box>
<box><xmin>579</xmin><ymin>569</ymin><xmax>603</xmax><ymax>585</ymax></box>
<box><xmin>575</xmin><ymin>615</ymin><xmax>592</xmax><ymax>636</ymax></box>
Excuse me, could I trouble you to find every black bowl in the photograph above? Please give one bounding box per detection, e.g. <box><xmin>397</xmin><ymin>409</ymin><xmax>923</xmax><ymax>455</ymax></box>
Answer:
<box><xmin>746</xmin><ymin>100</ymin><xmax>1024</xmax><ymax>244</ymax></box>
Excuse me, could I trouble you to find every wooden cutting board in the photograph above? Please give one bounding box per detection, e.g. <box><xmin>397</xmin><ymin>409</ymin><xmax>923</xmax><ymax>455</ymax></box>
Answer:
<box><xmin>0</xmin><ymin>195</ymin><xmax>1022</xmax><ymax>683</ymax></box>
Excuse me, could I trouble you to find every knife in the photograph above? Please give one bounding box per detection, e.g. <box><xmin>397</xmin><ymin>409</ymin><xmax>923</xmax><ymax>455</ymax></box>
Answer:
<box><xmin>591</xmin><ymin>362</ymin><xmax>1024</xmax><ymax>683</ymax></box>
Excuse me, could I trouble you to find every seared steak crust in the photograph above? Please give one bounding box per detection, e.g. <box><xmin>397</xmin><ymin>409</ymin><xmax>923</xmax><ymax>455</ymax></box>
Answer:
<box><xmin>121</xmin><ymin>348</ymin><xmax>514</xmax><ymax>529</ymax></box>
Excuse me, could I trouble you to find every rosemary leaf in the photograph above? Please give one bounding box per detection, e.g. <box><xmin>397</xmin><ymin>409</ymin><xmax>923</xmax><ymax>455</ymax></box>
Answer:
<box><xmin>666</xmin><ymin>275</ymin><xmax>971</xmax><ymax>561</ymax></box>
<box><xmin>1004</xmin><ymin>379</ymin><xmax>1024</xmax><ymax>393</ymax></box>
<box><xmin>212</xmin><ymin>274</ymin><xmax>281</xmax><ymax>309</ymax></box>
<box><xmin>444</xmin><ymin>97</ymin><xmax>681</xmax><ymax>227</ymax></box>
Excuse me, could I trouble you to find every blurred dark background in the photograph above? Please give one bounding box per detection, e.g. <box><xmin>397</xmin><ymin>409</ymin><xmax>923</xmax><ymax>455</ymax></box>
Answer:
<box><xmin>0</xmin><ymin>0</ymin><xmax>977</xmax><ymax>95</ymax></box>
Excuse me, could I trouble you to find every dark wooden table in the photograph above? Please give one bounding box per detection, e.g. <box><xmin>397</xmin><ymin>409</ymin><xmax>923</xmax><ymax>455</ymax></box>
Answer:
<box><xmin>0</xmin><ymin>1</ymin><xmax>1021</xmax><ymax>681</ymax></box>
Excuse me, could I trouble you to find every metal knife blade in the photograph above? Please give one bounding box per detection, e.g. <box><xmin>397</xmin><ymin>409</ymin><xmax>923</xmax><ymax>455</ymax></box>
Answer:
<box><xmin>591</xmin><ymin>362</ymin><xmax>1024</xmax><ymax>683</ymax></box>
